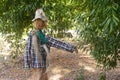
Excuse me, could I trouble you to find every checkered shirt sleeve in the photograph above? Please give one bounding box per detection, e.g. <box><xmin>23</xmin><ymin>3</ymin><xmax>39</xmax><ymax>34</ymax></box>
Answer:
<box><xmin>46</xmin><ymin>36</ymin><xmax>76</xmax><ymax>53</ymax></box>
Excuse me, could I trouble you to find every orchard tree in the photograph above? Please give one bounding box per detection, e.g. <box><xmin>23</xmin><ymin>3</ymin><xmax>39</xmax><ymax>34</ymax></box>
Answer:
<box><xmin>79</xmin><ymin>0</ymin><xmax>120</xmax><ymax>69</ymax></box>
<box><xmin>0</xmin><ymin>0</ymin><xmax>45</xmax><ymax>58</ymax></box>
<box><xmin>0</xmin><ymin>0</ymin><xmax>80</xmax><ymax>57</ymax></box>
<box><xmin>0</xmin><ymin>0</ymin><xmax>80</xmax><ymax>37</ymax></box>
<box><xmin>0</xmin><ymin>0</ymin><xmax>44</xmax><ymax>37</ymax></box>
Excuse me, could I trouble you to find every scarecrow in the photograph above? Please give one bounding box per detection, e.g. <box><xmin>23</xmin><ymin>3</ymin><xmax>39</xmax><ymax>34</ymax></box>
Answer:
<box><xmin>24</xmin><ymin>8</ymin><xmax>78</xmax><ymax>80</ymax></box>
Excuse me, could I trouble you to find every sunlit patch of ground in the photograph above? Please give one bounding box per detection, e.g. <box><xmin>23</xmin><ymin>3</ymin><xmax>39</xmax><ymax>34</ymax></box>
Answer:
<box><xmin>48</xmin><ymin>48</ymin><xmax>101</xmax><ymax>80</ymax></box>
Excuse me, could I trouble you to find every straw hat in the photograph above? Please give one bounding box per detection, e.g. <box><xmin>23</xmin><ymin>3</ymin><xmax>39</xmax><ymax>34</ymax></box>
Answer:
<box><xmin>32</xmin><ymin>8</ymin><xmax>47</xmax><ymax>21</ymax></box>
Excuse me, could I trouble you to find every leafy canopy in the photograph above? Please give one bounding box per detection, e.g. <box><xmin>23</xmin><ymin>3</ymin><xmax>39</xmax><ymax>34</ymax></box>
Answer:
<box><xmin>79</xmin><ymin>0</ymin><xmax>120</xmax><ymax>69</ymax></box>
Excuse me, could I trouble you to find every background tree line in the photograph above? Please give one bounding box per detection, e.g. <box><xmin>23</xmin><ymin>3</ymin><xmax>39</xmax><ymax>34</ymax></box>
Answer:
<box><xmin>0</xmin><ymin>0</ymin><xmax>120</xmax><ymax>69</ymax></box>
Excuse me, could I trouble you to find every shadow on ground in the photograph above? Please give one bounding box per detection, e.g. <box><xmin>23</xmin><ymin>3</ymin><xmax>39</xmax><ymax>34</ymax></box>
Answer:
<box><xmin>0</xmin><ymin>48</ymin><xmax>120</xmax><ymax>80</ymax></box>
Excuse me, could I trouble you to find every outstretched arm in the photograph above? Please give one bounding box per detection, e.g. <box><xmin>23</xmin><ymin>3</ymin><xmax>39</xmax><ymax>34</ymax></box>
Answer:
<box><xmin>46</xmin><ymin>36</ymin><xmax>77</xmax><ymax>53</ymax></box>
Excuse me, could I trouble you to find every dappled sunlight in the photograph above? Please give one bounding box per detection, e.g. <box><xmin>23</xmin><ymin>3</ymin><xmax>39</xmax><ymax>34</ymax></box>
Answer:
<box><xmin>51</xmin><ymin>67</ymin><xmax>71</xmax><ymax>74</ymax></box>
<box><xmin>51</xmin><ymin>67</ymin><xmax>62</xmax><ymax>74</ymax></box>
<box><xmin>0</xmin><ymin>52</ymin><xmax>10</xmax><ymax>63</ymax></box>
<box><xmin>49</xmin><ymin>74</ymin><xmax>63</xmax><ymax>80</ymax></box>
<box><xmin>49</xmin><ymin>66</ymin><xmax>71</xmax><ymax>80</ymax></box>
<box><xmin>48</xmin><ymin>48</ymin><xmax>99</xmax><ymax>80</ymax></box>
<box><xmin>78</xmin><ymin>62</ymin><xmax>84</xmax><ymax>66</ymax></box>
<box><xmin>84</xmin><ymin>66</ymin><xmax>95</xmax><ymax>72</ymax></box>
<box><xmin>0</xmin><ymin>52</ymin><xmax>10</xmax><ymax>55</ymax></box>
<box><xmin>0</xmin><ymin>48</ymin><xmax>120</xmax><ymax>80</ymax></box>
<box><xmin>0</xmin><ymin>36</ymin><xmax>11</xmax><ymax>56</ymax></box>
<box><xmin>78</xmin><ymin>62</ymin><xmax>96</xmax><ymax>72</ymax></box>
<box><xmin>0</xmin><ymin>50</ymin><xmax>11</xmax><ymax>62</ymax></box>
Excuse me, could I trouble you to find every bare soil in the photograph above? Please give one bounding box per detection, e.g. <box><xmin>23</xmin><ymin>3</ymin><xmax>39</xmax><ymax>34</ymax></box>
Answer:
<box><xmin>0</xmin><ymin>48</ymin><xmax>120</xmax><ymax>80</ymax></box>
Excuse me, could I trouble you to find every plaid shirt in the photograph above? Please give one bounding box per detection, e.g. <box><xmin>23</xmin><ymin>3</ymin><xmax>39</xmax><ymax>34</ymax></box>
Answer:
<box><xmin>24</xmin><ymin>31</ymin><xmax>76</xmax><ymax>68</ymax></box>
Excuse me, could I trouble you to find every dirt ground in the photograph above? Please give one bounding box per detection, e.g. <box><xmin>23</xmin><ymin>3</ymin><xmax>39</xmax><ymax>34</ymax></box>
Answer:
<box><xmin>0</xmin><ymin>48</ymin><xmax>120</xmax><ymax>80</ymax></box>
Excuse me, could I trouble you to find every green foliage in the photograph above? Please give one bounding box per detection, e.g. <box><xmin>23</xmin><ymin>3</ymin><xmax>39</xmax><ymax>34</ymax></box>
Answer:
<box><xmin>0</xmin><ymin>0</ymin><xmax>81</xmax><ymax>36</ymax></box>
<box><xmin>99</xmin><ymin>72</ymin><xmax>106</xmax><ymax>80</ymax></box>
<box><xmin>4</xmin><ymin>34</ymin><xmax>26</xmax><ymax>59</ymax></box>
<box><xmin>0</xmin><ymin>0</ymin><xmax>81</xmax><ymax>58</ymax></box>
<box><xmin>0</xmin><ymin>0</ymin><xmax>44</xmax><ymax>35</ymax></box>
<box><xmin>78</xmin><ymin>0</ymin><xmax>120</xmax><ymax>69</ymax></box>
<box><xmin>44</xmin><ymin>0</ymin><xmax>81</xmax><ymax>33</ymax></box>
